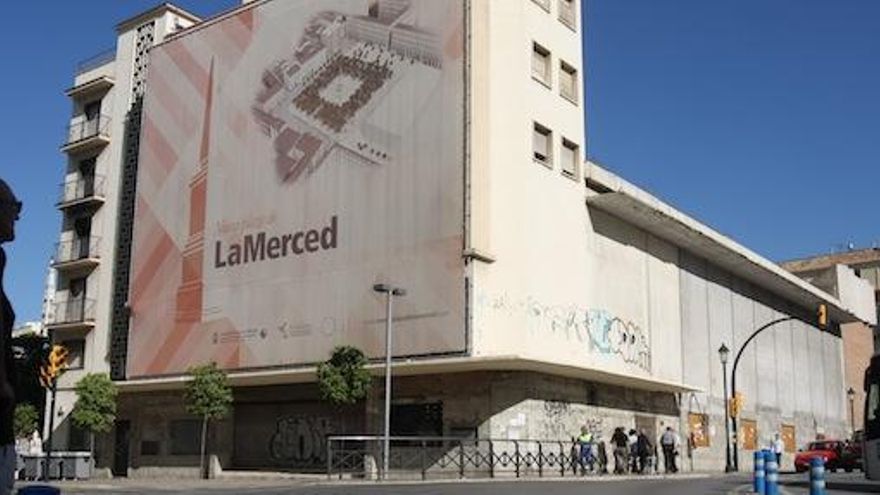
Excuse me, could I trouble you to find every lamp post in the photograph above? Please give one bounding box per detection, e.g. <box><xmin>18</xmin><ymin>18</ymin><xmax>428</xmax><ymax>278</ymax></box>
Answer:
<box><xmin>719</xmin><ymin>343</ymin><xmax>733</xmax><ymax>473</ymax></box>
<box><xmin>847</xmin><ymin>387</ymin><xmax>856</xmax><ymax>433</ymax></box>
<box><xmin>373</xmin><ymin>283</ymin><xmax>406</xmax><ymax>480</ymax></box>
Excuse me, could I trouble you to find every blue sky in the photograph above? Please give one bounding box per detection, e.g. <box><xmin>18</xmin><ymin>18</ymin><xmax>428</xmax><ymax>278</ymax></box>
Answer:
<box><xmin>0</xmin><ymin>0</ymin><xmax>878</xmax><ymax>322</ymax></box>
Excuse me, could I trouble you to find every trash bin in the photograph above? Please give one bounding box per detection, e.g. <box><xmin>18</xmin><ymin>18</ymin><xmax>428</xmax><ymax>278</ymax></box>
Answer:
<box><xmin>61</xmin><ymin>451</ymin><xmax>91</xmax><ymax>479</ymax></box>
<box><xmin>17</xmin><ymin>485</ymin><xmax>61</xmax><ymax>495</ymax></box>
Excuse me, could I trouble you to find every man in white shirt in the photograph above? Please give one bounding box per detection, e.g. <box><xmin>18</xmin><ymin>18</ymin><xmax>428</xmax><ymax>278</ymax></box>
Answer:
<box><xmin>772</xmin><ymin>433</ymin><xmax>785</xmax><ymax>467</ymax></box>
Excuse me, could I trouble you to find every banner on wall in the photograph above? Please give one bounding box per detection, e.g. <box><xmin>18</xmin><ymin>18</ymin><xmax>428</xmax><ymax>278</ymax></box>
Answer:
<box><xmin>128</xmin><ymin>0</ymin><xmax>466</xmax><ymax>377</ymax></box>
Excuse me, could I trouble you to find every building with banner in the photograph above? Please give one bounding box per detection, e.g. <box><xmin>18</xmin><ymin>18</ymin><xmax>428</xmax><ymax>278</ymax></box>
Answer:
<box><xmin>47</xmin><ymin>0</ymin><xmax>874</xmax><ymax>477</ymax></box>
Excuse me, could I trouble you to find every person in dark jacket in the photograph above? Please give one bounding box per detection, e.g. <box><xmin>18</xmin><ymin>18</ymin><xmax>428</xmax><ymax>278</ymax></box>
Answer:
<box><xmin>636</xmin><ymin>429</ymin><xmax>652</xmax><ymax>474</ymax></box>
<box><xmin>0</xmin><ymin>179</ymin><xmax>21</xmax><ymax>495</ymax></box>
<box><xmin>611</xmin><ymin>427</ymin><xmax>629</xmax><ymax>474</ymax></box>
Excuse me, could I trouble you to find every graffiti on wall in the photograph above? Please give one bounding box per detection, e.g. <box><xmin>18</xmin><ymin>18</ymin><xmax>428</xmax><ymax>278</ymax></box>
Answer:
<box><xmin>476</xmin><ymin>293</ymin><xmax>652</xmax><ymax>372</ymax></box>
<box><xmin>269</xmin><ymin>416</ymin><xmax>333</xmax><ymax>467</ymax></box>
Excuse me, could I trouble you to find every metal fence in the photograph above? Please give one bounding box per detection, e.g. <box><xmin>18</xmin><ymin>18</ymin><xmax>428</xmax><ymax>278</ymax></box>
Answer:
<box><xmin>65</xmin><ymin>115</ymin><xmax>111</xmax><ymax>146</ymax></box>
<box><xmin>76</xmin><ymin>48</ymin><xmax>116</xmax><ymax>75</ymax></box>
<box><xmin>59</xmin><ymin>176</ymin><xmax>105</xmax><ymax>205</ymax></box>
<box><xmin>327</xmin><ymin>436</ymin><xmax>599</xmax><ymax>481</ymax></box>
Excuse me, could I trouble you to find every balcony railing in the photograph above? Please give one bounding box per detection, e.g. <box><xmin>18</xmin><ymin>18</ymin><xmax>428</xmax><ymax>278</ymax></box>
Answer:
<box><xmin>58</xmin><ymin>176</ymin><xmax>106</xmax><ymax>207</ymax></box>
<box><xmin>55</xmin><ymin>237</ymin><xmax>101</xmax><ymax>265</ymax></box>
<box><xmin>51</xmin><ymin>298</ymin><xmax>96</xmax><ymax>327</ymax></box>
<box><xmin>64</xmin><ymin>115</ymin><xmax>111</xmax><ymax>148</ymax></box>
<box><xmin>76</xmin><ymin>48</ymin><xmax>116</xmax><ymax>75</ymax></box>
<box><xmin>559</xmin><ymin>0</ymin><xmax>577</xmax><ymax>29</ymax></box>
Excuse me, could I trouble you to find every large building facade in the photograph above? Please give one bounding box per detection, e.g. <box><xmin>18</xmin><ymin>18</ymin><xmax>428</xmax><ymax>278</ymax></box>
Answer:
<box><xmin>47</xmin><ymin>0</ymin><xmax>874</xmax><ymax>477</ymax></box>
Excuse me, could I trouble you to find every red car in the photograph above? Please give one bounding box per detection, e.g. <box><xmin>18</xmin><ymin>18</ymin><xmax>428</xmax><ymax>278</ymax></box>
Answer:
<box><xmin>794</xmin><ymin>440</ymin><xmax>845</xmax><ymax>473</ymax></box>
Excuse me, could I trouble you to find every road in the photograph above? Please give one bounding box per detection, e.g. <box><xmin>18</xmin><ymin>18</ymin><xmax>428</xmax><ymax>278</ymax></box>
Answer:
<box><xmin>17</xmin><ymin>472</ymin><xmax>880</xmax><ymax>494</ymax></box>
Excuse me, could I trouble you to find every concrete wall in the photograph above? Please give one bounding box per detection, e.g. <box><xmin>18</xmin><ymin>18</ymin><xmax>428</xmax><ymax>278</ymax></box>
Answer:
<box><xmin>678</xmin><ymin>251</ymin><xmax>848</xmax><ymax>471</ymax></box>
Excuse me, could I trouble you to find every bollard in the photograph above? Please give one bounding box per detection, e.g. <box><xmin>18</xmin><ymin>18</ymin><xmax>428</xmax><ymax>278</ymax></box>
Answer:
<box><xmin>764</xmin><ymin>449</ymin><xmax>779</xmax><ymax>495</ymax></box>
<box><xmin>753</xmin><ymin>450</ymin><xmax>766</xmax><ymax>494</ymax></box>
<box><xmin>809</xmin><ymin>456</ymin><xmax>826</xmax><ymax>495</ymax></box>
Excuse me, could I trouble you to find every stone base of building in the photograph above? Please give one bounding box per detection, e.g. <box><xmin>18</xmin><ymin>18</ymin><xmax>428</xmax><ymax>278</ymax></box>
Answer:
<box><xmin>88</xmin><ymin>370</ymin><xmax>846</xmax><ymax>477</ymax></box>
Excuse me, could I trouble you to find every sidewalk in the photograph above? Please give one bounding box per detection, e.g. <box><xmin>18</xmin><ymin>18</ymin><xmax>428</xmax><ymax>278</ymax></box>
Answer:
<box><xmin>778</xmin><ymin>472</ymin><xmax>880</xmax><ymax>493</ymax></box>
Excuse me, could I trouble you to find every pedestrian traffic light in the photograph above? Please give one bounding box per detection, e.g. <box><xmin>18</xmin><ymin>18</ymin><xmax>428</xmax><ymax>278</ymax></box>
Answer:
<box><xmin>817</xmin><ymin>304</ymin><xmax>827</xmax><ymax>329</ymax></box>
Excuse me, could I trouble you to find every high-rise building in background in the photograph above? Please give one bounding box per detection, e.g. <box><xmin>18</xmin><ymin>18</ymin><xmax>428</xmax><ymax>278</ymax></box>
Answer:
<box><xmin>47</xmin><ymin>0</ymin><xmax>874</xmax><ymax>477</ymax></box>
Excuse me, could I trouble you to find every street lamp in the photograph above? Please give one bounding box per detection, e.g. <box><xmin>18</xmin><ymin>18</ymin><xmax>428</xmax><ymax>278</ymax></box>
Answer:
<box><xmin>718</xmin><ymin>343</ymin><xmax>733</xmax><ymax>473</ymax></box>
<box><xmin>847</xmin><ymin>387</ymin><xmax>856</xmax><ymax>432</ymax></box>
<box><xmin>373</xmin><ymin>283</ymin><xmax>406</xmax><ymax>480</ymax></box>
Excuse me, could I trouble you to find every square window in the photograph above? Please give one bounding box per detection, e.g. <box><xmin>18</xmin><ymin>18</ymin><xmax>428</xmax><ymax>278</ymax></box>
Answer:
<box><xmin>561</xmin><ymin>138</ymin><xmax>579</xmax><ymax>178</ymax></box>
<box><xmin>559</xmin><ymin>0</ymin><xmax>577</xmax><ymax>30</ymax></box>
<box><xmin>533</xmin><ymin>123</ymin><xmax>553</xmax><ymax>166</ymax></box>
<box><xmin>531</xmin><ymin>42</ymin><xmax>551</xmax><ymax>86</ymax></box>
<box><xmin>560</xmin><ymin>61</ymin><xmax>578</xmax><ymax>103</ymax></box>
<box><xmin>61</xmin><ymin>339</ymin><xmax>85</xmax><ymax>369</ymax></box>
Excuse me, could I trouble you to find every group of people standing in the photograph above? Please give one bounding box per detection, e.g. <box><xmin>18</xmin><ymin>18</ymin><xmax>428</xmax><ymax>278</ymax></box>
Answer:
<box><xmin>572</xmin><ymin>425</ymin><xmax>681</xmax><ymax>476</ymax></box>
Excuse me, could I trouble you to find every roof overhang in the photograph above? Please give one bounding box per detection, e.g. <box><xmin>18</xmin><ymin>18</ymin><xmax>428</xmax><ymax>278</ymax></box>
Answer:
<box><xmin>117</xmin><ymin>355</ymin><xmax>699</xmax><ymax>394</ymax></box>
<box><xmin>584</xmin><ymin>162</ymin><xmax>862</xmax><ymax>325</ymax></box>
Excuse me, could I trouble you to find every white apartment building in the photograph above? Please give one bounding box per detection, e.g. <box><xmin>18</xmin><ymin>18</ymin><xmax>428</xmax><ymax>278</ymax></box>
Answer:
<box><xmin>48</xmin><ymin>0</ymin><xmax>873</xmax><ymax>478</ymax></box>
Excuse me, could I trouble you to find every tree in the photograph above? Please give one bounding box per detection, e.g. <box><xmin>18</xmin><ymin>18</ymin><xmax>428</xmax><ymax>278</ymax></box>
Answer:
<box><xmin>13</xmin><ymin>403</ymin><xmax>39</xmax><ymax>439</ymax></box>
<box><xmin>71</xmin><ymin>373</ymin><xmax>118</xmax><ymax>469</ymax></box>
<box><xmin>184</xmin><ymin>363</ymin><xmax>232</xmax><ymax>479</ymax></box>
<box><xmin>316</xmin><ymin>346</ymin><xmax>371</xmax><ymax>406</ymax></box>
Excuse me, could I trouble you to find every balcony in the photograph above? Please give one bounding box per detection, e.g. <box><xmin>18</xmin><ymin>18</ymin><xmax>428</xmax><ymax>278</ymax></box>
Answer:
<box><xmin>58</xmin><ymin>176</ymin><xmax>106</xmax><ymax>210</ymax></box>
<box><xmin>61</xmin><ymin>115</ymin><xmax>111</xmax><ymax>155</ymax></box>
<box><xmin>48</xmin><ymin>298</ymin><xmax>96</xmax><ymax>333</ymax></box>
<box><xmin>53</xmin><ymin>237</ymin><xmax>101</xmax><ymax>275</ymax></box>
<box><xmin>65</xmin><ymin>75</ymin><xmax>115</xmax><ymax>100</ymax></box>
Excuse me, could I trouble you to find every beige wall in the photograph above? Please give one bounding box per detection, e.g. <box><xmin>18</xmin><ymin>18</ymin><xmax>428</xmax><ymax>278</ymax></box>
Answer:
<box><xmin>842</xmin><ymin>321</ymin><xmax>873</xmax><ymax>431</ymax></box>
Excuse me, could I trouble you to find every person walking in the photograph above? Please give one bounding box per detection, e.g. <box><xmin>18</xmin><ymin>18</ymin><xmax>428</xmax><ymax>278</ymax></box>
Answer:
<box><xmin>772</xmin><ymin>433</ymin><xmax>785</xmax><ymax>468</ymax></box>
<box><xmin>0</xmin><ymin>179</ymin><xmax>21</xmax><ymax>495</ymax></box>
<box><xmin>659</xmin><ymin>426</ymin><xmax>679</xmax><ymax>474</ymax></box>
<box><xmin>611</xmin><ymin>427</ymin><xmax>629</xmax><ymax>474</ymax></box>
<box><xmin>628</xmin><ymin>429</ymin><xmax>638</xmax><ymax>473</ymax></box>
<box><xmin>636</xmin><ymin>429</ymin><xmax>652</xmax><ymax>474</ymax></box>
<box><xmin>576</xmin><ymin>426</ymin><xmax>594</xmax><ymax>474</ymax></box>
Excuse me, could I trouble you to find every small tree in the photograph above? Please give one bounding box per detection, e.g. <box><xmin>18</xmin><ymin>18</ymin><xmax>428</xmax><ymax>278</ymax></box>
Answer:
<box><xmin>13</xmin><ymin>403</ymin><xmax>39</xmax><ymax>439</ymax></box>
<box><xmin>184</xmin><ymin>363</ymin><xmax>232</xmax><ymax>479</ymax></box>
<box><xmin>317</xmin><ymin>346</ymin><xmax>371</xmax><ymax>405</ymax></box>
<box><xmin>71</xmin><ymin>373</ymin><xmax>118</xmax><ymax>469</ymax></box>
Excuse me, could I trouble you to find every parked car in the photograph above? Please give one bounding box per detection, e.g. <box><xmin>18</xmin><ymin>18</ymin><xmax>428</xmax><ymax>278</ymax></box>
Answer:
<box><xmin>794</xmin><ymin>440</ymin><xmax>845</xmax><ymax>472</ymax></box>
<box><xmin>840</xmin><ymin>431</ymin><xmax>864</xmax><ymax>472</ymax></box>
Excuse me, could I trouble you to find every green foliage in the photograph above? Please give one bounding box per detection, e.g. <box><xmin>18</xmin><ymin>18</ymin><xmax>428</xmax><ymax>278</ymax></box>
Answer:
<box><xmin>317</xmin><ymin>346</ymin><xmax>372</xmax><ymax>405</ymax></box>
<box><xmin>13</xmin><ymin>403</ymin><xmax>39</xmax><ymax>438</ymax></box>
<box><xmin>71</xmin><ymin>373</ymin><xmax>118</xmax><ymax>434</ymax></box>
<box><xmin>184</xmin><ymin>363</ymin><xmax>232</xmax><ymax>420</ymax></box>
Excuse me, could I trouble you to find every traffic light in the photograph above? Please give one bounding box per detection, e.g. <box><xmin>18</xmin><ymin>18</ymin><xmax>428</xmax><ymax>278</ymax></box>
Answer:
<box><xmin>728</xmin><ymin>393</ymin><xmax>744</xmax><ymax>418</ymax></box>
<box><xmin>39</xmin><ymin>344</ymin><xmax>69</xmax><ymax>389</ymax></box>
<box><xmin>817</xmin><ymin>304</ymin><xmax>828</xmax><ymax>329</ymax></box>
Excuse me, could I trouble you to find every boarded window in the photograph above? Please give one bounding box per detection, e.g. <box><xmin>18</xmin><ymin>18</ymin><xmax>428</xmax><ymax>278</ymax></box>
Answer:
<box><xmin>559</xmin><ymin>0</ymin><xmax>577</xmax><ymax>29</ymax></box>
<box><xmin>781</xmin><ymin>424</ymin><xmax>796</xmax><ymax>453</ymax></box>
<box><xmin>688</xmin><ymin>413</ymin><xmax>710</xmax><ymax>448</ymax></box>
<box><xmin>741</xmin><ymin>419</ymin><xmax>758</xmax><ymax>451</ymax></box>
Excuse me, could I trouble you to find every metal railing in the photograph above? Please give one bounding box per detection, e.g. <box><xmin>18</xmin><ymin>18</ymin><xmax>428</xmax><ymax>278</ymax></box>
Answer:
<box><xmin>327</xmin><ymin>436</ymin><xmax>607</xmax><ymax>481</ymax></box>
<box><xmin>51</xmin><ymin>298</ymin><xmax>96</xmax><ymax>326</ymax></box>
<box><xmin>55</xmin><ymin>237</ymin><xmax>101</xmax><ymax>264</ymax></box>
<box><xmin>65</xmin><ymin>115</ymin><xmax>111</xmax><ymax>147</ymax></box>
<box><xmin>58</xmin><ymin>176</ymin><xmax>105</xmax><ymax>205</ymax></box>
<box><xmin>76</xmin><ymin>48</ymin><xmax>116</xmax><ymax>75</ymax></box>
<box><xmin>559</xmin><ymin>0</ymin><xmax>577</xmax><ymax>29</ymax></box>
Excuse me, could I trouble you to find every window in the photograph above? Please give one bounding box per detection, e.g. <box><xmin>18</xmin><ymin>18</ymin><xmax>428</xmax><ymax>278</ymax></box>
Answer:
<box><xmin>561</xmin><ymin>138</ymin><xmax>579</xmax><ymax>178</ymax></box>
<box><xmin>532</xmin><ymin>123</ymin><xmax>552</xmax><ymax>166</ymax></box>
<box><xmin>531</xmin><ymin>42</ymin><xmax>551</xmax><ymax>86</ymax></box>
<box><xmin>560</xmin><ymin>61</ymin><xmax>578</xmax><ymax>103</ymax></box>
<box><xmin>68</xmin><ymin>423</ymin><xmax>89</xmax><ymax>451</ymax></box>
<box><xmin>559</xmin><ymin>0</ymin><xmax>577</xmax><ymax>30</ymax></box>
<box><xmin>532</xmin><ymin>0</ymin><xmax>551</xmax><ymax>11</ymax></box>
<box><xmin>61</xmin><ymin>339</ymin><xmax>85</xmax><ymax>369</ymax></box>
<box><xmin>170</xmin><ymin>419</ymin><xmax>201</xmax><ymax>455</ymax></box>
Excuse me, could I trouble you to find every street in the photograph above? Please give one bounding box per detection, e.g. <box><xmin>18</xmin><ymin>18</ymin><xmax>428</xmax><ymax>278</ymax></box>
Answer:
<box><xmin>18</xmin><ymin>473</ymin><xmax>880</xmax><ymax>495</ymax></box>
